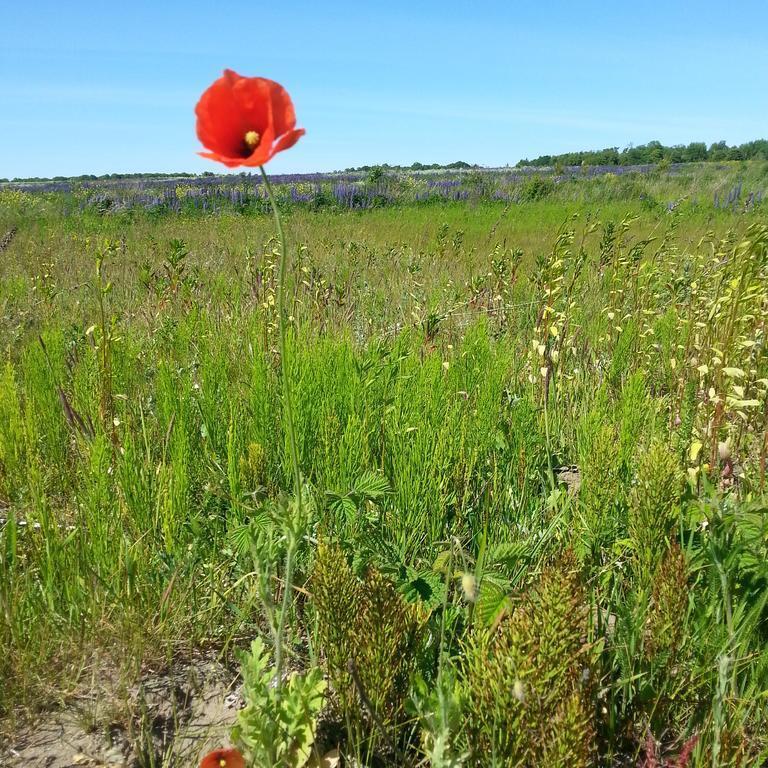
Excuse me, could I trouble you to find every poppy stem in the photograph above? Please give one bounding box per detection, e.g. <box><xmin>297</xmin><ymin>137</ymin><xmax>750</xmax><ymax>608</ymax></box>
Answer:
<box><xmin>260</xmin><ymin>165</ymin><xmax>302</xmax><ymax>690</ymax></box>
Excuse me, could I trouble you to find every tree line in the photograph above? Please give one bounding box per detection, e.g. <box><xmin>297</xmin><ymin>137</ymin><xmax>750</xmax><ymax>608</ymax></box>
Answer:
<box><xmin>517</xmin><ymin>139</ymin><xmax>768</xmax><ymax>168</ymax></box>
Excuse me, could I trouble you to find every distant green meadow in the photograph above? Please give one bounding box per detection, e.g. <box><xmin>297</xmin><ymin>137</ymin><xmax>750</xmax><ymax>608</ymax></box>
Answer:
<box><xmin>2</xmin><ymin>158</ymin><xmax>766</xmax><ymax>217</ymax></box>
<box><xmin>1</xmin><ymin>161</ymin><xmax>768</xmax><ymax>765</ymax></box>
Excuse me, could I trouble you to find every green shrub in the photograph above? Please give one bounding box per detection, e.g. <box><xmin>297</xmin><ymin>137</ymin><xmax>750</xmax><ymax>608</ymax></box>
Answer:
<box><xmin>520</xmin><ymin>175</ymin><xmax>556</xmax><ymax>202</ymax></box>
<box><xmin>462</xmin><ymin>553</ymin><xmax>595</xmax><ymax>767</ymax></box>
<box><xmin>233</xmin><ymin>637</ymin><xmax>326</xmax><ymax>768</ymax></box>
<box><xmin>312</xmin><ymin>540</ymin><xmax>423</xmax><ymax>758</ymax></box>
<box><xmin>628</xmin><ymin>441</ymin><xmax>684</xmax><ymax>580</ymax></box>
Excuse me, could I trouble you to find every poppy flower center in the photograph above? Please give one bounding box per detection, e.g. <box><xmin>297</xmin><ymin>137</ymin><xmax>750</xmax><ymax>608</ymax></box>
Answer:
<box><xmin>244</xmin><ymin>130</ymin><xmax>261</xmax><ymax>151</ymax></box>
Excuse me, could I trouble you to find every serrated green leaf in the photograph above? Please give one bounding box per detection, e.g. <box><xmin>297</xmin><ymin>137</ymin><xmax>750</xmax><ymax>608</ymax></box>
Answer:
<box><xmin>475</xmin><ymin>575</ymin><xmax>510</xmax><ymax>627</ymax></box>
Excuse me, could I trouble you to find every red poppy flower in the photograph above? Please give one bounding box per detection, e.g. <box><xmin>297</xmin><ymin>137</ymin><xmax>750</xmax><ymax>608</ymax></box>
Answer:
<box><xmin>195</xmin><ymin>69</ymin><xmax>305</xmax><ymax>168</ymax></box>
<box><xmin>199</xmin><ymin>747</ymin><xmax>246</xmax><ymax>768</ymax></box>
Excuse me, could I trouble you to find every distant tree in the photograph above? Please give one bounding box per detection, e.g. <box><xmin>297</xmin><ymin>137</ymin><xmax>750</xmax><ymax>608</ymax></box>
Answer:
<box><xmin>743</xmin><ymin>139</ymin><xmax>768</xmax><ymax>160</ymax></box>
<box><xmin>518</xmin><ymin>138</ymin><xmax>766</xmax><ymax>168</ymax></box>
<box><xmin>708</xmin><ymin>141</ymin><xmax>729</xmax><ymax>161</ymax></box>
<box><xmin>683</xmin><ymin>142</ymin><xmax>707</xmax><ymax>162</ymax></box>
<box><xmin>666</xmin><ymin>146</ymin><xmax>679</xmax><ymax>163</ymax></box>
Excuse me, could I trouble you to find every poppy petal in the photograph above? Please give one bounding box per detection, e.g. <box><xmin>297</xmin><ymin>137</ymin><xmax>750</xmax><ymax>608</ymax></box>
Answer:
<box><xmin>222</xmin><ymin>68</ymin><xmax>244</xmax><ymax>86</ymax></box>
<box><xmin>197</xmin><ymin>151</ymin><xmax>244</xmax><ymax>168</ymax></box>
<box><xmin>195</xmin><ymin>76</ymin><xmax>249</xmax><ymax>157</ymax></box>
<box><xmin>265</xmin><ymin>80</ymin><xmax>297</xmax><ymax>137</ymax></box>
<box><xmin>231</xmin><ymin>77</ymin><xmax>273</xmax><ymax>138</ymax></box>
<box><xmin>273</xmin><ymin>128</ymin><xmax>306</xmax><ymax>154</ymax></box>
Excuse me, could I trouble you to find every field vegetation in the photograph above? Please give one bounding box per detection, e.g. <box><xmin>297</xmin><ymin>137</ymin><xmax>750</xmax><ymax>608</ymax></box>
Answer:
<box><xmin>1</xmin><ymin>160</ymin><xmax>768</xmax><ymax>766</ymax></box>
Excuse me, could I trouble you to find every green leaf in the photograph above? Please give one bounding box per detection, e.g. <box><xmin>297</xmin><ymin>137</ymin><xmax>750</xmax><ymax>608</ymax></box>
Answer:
<box><xmin>401</xmin><ymin>569</ymin><xmax>446</xmax><ymax>608</ymax></box>
<box><xmin>353</xmin><ymin>469</ymin><xmax>390</xmax><ymax>500</ymax></box>
<box><xmin>487</xmin><ymin>541</ymin><xmax>529</xmax><ymax>572</ymax></box>
<box><xmin>475</xmin><ymin>574</ymin><xmax>511</xmax><ymax>627</ymax></box>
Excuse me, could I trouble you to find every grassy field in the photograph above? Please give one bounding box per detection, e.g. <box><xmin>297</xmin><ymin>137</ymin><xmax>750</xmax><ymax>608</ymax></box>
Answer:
<box><xmin>1</xmin><ymin>163</ymin><xmax>768</xmax><ymax>766</ymax></box>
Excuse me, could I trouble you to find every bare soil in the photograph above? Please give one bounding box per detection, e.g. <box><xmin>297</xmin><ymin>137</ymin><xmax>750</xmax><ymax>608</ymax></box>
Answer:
<box><xmin>2</xmin><ymin>654</ymin><xmax>243</xmax><ymax>768</ymax></box>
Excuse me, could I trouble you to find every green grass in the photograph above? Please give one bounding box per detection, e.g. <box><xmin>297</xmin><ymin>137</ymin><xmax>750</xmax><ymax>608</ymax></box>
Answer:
<box><xmin>1</xmin><ymin>166</ymin><xmax>768</xmax><ymax>766</ymax></box>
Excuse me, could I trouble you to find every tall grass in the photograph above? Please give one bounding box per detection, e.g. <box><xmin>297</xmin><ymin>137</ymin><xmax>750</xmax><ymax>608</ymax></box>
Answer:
<box><xmin>1</xmin><ymin>173</ymin><xmax>767</xmax><ymax>765</ymax></box>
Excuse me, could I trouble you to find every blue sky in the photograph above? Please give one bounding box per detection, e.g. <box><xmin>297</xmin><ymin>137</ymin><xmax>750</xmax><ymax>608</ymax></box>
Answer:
<box><xmin>1</xmin><ymin>1</ymin><xmax>766</xmax><ymax>178</ymax></box>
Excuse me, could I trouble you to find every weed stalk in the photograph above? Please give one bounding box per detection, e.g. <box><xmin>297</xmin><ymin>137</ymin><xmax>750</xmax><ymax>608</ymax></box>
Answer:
<box><xmin>260</xmin><ymin>166</ymin><xmax>302</xmax><ymax>692</ymax></box>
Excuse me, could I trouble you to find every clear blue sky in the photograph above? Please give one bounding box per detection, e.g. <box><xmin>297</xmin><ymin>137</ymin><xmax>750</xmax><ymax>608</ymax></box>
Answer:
<box><xmin>1</xmin><ymin>1</ymin><xmax>766</xmax><ymax>178</ymax></box>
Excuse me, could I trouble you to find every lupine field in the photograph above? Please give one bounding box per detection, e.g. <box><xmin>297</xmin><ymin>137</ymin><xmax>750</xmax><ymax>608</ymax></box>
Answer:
<box><xmin>2</xmin><ymin>159</ymin><xmax>768</xmax><ymax>766</ymax></box>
